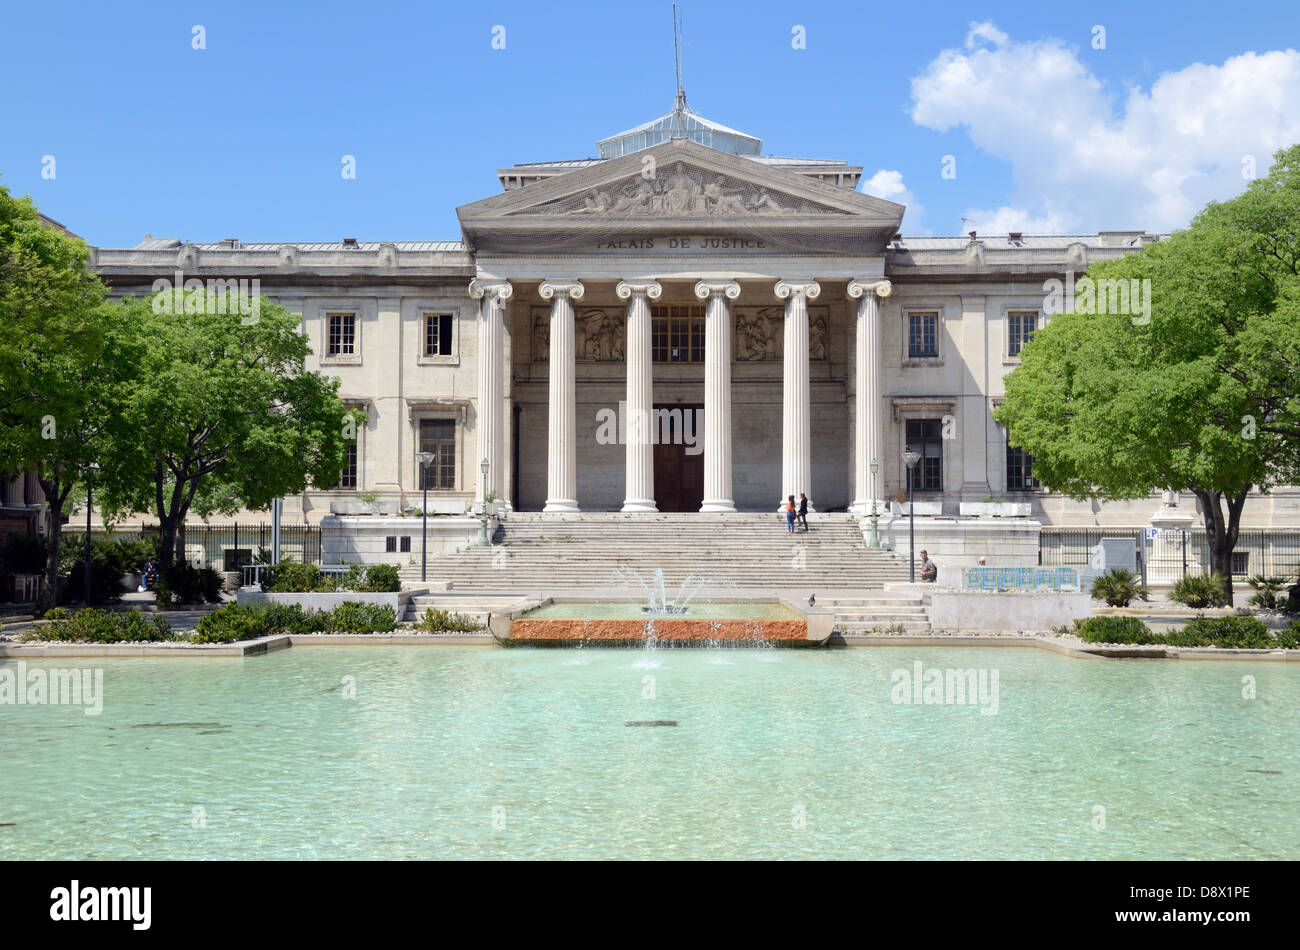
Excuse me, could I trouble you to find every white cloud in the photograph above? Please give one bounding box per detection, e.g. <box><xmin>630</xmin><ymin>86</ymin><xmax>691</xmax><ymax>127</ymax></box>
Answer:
<box><xmin>861</xmin><ymin>168</ymin><xmax>926</xmax><ymax>233</ymax></box>
<box><xmin>911</xmin><ymin>21</ymin><xmax>1300</xmax><ymax>233</ymax></box>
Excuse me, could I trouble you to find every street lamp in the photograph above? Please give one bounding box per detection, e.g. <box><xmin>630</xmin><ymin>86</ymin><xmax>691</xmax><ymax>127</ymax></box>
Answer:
<box><xmin>903</xmin><ymin>447</ymin><xmax>922</xmax><ymax>583</ymax></box>
<box><xmin>416</xmin><ymin>451</ymin><xmax>434</xmax><ymax>583</ymax></box>
<box><xmin>83</xmin><ymin>462</ymin><xmax>101</xmax><ymax>605</ymax></box>
<box><xmin>478</xmin><ymin>457</ymin><xmax>491</xmax><ymax>547</ymax></box>
<box><xmin>868</xmin><ymin>457</ymin><xmax>881</xmax><ymax>548</ymax></box>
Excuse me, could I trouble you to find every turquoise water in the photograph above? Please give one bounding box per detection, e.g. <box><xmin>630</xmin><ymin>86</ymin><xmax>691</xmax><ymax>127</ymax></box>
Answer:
<box><xmin>523</xmin><ymin>601</ymin><xmax>800</xmax><ymax>620</ymax></box>
<box><xmin>2</xmin><ymin>646</ymin><xmax>1297</xmax><ymax>860</ymax></box>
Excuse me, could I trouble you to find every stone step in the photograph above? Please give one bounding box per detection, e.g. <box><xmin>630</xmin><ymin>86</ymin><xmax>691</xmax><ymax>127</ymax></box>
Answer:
<box><xmin>836</xmin><ymin>620</ymin><xmax>933</xmax><ymax>633</ymax></box>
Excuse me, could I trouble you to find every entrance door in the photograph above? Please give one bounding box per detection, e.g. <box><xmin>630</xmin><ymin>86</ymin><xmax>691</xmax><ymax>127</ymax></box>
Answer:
<box><xmin>653</xmin><ymin>403</ymin><xmax>704</xmax><ymax>512</ymax></box>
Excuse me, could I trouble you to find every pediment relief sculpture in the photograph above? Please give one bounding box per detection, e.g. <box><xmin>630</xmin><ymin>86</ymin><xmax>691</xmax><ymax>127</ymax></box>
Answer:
<box><xmin>514</xmin><ymin>162</ymin><xmax>847</xmax><ymax>218</ymax></box>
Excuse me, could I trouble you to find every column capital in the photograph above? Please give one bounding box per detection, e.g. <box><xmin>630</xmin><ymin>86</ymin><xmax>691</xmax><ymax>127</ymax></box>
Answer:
<box><xmin>469</xmin><ymin>278</ymin><xmax>514</xmax><ymax>302</ymax></box>
<box><xmin>847</xmin><ymin>278</ymin><xmax>892</xmax><ymax>299</ymax></box>
<box><xmin>539</xmin><ymin>279</ymin><xmax>585</xmax><ymax>301</ymax></box>
<box><xmin>615</xmin><ymin>280</ymin><xmax>662</xmax><ymax>301</ymax></box>
<box><xmin>693</xmin><ymin>279</ymin><xmax>741</xmax><ymax>301</ymax></box>
<box><xmin>774</xmin><ymin>279</ymin><xmax>821</xmax><ymax>301</ymax></box>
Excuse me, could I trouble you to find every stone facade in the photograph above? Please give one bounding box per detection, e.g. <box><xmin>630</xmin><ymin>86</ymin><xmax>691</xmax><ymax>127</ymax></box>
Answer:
<box><xmin>87</xmin><ymin>104</ymin><xmax>1298</xmax><ymax>531</ymax></box>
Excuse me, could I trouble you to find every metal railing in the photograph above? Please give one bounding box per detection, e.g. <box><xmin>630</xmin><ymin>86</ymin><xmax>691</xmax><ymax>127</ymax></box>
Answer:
<box><xmin>240</xmin><ymin>563</ymin><xmax>352</xmax><ymax>588</ymax></box>
<box><xmin>1041</xmin><ymin>527</ymin><xmax>1300</xmax><ymax>585</ymax></box>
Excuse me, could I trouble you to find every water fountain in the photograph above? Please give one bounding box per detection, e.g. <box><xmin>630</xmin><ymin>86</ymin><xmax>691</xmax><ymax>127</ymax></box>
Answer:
<box><xmin>486</xmin><ymin>567</ymin><xmax>835</xmax><ymax>647</ymax></box>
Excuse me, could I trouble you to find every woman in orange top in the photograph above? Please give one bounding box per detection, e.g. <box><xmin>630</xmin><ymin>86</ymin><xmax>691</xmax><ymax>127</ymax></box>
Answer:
<box><xmin>785</xmin><ymin>495</ymin><xmax>796</xmax><ymax>534</ymax></box>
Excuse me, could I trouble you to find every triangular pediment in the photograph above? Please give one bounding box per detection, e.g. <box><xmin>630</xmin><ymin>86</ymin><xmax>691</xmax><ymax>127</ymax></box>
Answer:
<box><xmin>509</xmin><ymin>160</ymin><xmax>850</xmax><ymax>218</ymax></box>
<box><xmin>457</xmin><ymin>138</ymin><xmax>904</xmax><ymax>254</ymax></box>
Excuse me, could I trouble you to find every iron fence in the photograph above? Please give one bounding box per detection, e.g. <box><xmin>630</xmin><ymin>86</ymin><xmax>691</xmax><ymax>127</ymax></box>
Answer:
<box><xmin>1041</xmin><ymin>527</ymin><xmax>1300</xmax><ymax>585</ymax></box>
<box><xmin>96</xmin><ymin>523</ymin><xmax>322</xmax><ymax>571</ymax></box>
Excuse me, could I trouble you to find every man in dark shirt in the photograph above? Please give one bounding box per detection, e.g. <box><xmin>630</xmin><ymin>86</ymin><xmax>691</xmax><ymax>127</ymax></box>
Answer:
<box><xmin>797</xmin><ymin>493</ymin><xmax>809</xmax><ymax>532</ymax></box>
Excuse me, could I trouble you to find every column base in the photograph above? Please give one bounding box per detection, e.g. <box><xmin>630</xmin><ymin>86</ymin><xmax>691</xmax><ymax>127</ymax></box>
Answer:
<box><xmin>700</xmin><ymin>499</ymin><xmax>737</xmax><ymax>513</ymax></box>
<box><xmin>621</xmin><ymin>499</ymin><xmax>658</xmax><ymax>512</ymax></box>
<box><xmin>542</xmin><ymin>499</ymin><xmax>580</xmax><ymax>513</ymax></box>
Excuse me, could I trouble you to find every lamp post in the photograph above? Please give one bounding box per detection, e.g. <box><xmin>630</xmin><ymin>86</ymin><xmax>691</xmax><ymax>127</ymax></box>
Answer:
<box><xmin>903</xmin><ymin>447</ymin><xmax>921</xmax><ymax>583</ymax></box>
<box><xmin>416</xmin><ymin>451</ymin><xmax>434</xmax><ymax>583</ymax></box>
<box><xmin>868</xmin><ymin>457</ymin><xmax>881</xmax><ymax>548</ymax></box>
<box><xmin>478</xmin><ymin>457</ymin><xmax>490</xmax><ymax>547</ymax></box>
<box><xmin>83</xmin><ymin>462</ymin><xmax>100</xmax><ymax>605</ymax></box>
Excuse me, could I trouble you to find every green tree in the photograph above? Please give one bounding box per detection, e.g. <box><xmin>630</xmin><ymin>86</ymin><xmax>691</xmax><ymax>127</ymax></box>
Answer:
<box><xmin>97</xmin><ymin>289</ymin><xmax>356</xmax><ymax>566</ymax></box>
<box><xmin>0</xmin><ymin>180</ymin><xmax>138</xmax><ymax>610</ymax></box>
<box><xmin>996</xmin><ymin>146</ymin><xmax>1300</xmax><ymax>601</ymax></box>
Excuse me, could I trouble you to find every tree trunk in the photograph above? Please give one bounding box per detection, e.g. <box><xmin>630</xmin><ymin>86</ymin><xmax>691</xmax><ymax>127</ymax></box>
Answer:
<box><xmin>39</xmin><ymin>494</ymin><xmax>63</xmax><ymax>614</ymax></box>
<box><xmin>1194</xmin><ymin>488</ymin><xmax>1249</xmax><ymax>603</ymax></box>
<box><xmin>158</xmin><ymin>515</ymin><xmax>178</xmax><ymax>568</ymax></box>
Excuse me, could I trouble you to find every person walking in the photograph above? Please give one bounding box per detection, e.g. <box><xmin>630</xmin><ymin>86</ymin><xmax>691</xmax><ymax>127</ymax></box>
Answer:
<box><xmin>797</xmin><ymin>493</ymin><xmax>809</xmax><ymax>532</ymax></box>
<box><xmin>785</xmin><ymin>495</ymin><xmax>796</xmax><ymax>534</ymax></box>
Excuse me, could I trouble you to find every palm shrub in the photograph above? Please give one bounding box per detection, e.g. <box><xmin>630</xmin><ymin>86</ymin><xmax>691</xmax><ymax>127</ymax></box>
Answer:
<box><xmin>1171</xmin><ymin>615</ymin><xmax>1274</xmax><ymax>648</ymax></box>
<box><xmin>1089</xmin><ymin>569</ymin><xmax>1149</xmax><ymax>607</ymax></box>
<box><xmin>1170</xmin><ymin>573</ymin><xmax>1229</xmax><ymax>609</ymax></box>
<box><xmin>1074</xmin><ymin>615</ymin><xmax>1158</xmax><ymax>644</ymax></box>
<box><xmin>1246</xmin><ymin>575</ymin><xmax>1290</xmax><ymax>610</ymax></box>
<box><xmin>156</xmin><ymin>564</ymin><xmax>223</xmax><ymax>607</ymax></box>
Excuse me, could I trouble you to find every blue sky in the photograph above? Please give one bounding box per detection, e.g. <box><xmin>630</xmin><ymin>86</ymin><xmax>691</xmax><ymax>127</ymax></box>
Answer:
<box><xmin>3</xmin><ymin>0</ymin><xmax>1297</xmax><ymax>246</ymax></box>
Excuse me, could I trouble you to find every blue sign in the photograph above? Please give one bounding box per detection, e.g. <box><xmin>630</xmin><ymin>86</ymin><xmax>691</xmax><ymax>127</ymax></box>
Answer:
<box><xmin>964</xmin><ymin>567</ymin><xmax>1079</xmax><ymax>590</ymax></box>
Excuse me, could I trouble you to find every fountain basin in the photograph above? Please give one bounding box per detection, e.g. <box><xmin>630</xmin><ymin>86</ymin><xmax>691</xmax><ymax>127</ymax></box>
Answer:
<box><xmin>488</xmin><ymin>597</ymin><xmax>834</xmax><ymax>646</ymax></box>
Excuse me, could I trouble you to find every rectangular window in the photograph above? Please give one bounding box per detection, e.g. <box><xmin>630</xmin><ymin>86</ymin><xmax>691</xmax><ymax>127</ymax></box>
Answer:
<box><xmin>1231</xmin><ymin>552</ymin><xmax>1250</xmax><ymax>576</ymax></box>
<box><xmin>400</xmin><ymin>536</ymin><xmax>412</xmax><ymax>553</ymax></box>
<box><xmin>419</xmin><ymin>419</ymin><xmax>457</xmax><ymax>490</ymax></box>
<box><xmin>333</xmin><ymin>442</ymin><xmax>358</xmax><ymax>490</ymax></box>
<box><xmin>327</xmin><ymin>312</ymin><xmax>357</xmax><ymax>355</ymax></box>
<box><xmin>424</xmin><ymin>313</ymin><xmax>453</xmax><ymax>356</ymax></box>
<box><xmin>907</xmin><ymin>312</ymin><xmax>938</xmax><ymax>358</ymax></box>
<box><xmin>385</xmin><ymin>536</ymin><xmax>397</xmax><ymax>553</ymax></box>
<box><xmin>1006</xmin><ymin>444</ymin><xmax>1040</xmax><ymax>491</ymax></box>
<box><xmin>652</xmin><ymin>305</ymin><xmax>705</xmax><ymax>363</ymax></box>
<box><xmin>1007</xmin><ymin>311</ymin><xmax>1038</xmax><ymax>357</ymax></box>
<box><xmin>905</xmin><ymin>420</ymin><xmax>943</xmax><ymax>492</ymax></box>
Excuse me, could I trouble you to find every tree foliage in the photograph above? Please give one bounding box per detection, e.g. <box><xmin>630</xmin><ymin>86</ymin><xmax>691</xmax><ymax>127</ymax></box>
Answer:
<box><xmin>996</xmin><ymin>145</ymin><xmax>1300</xmax><ymax>598</ymax></box>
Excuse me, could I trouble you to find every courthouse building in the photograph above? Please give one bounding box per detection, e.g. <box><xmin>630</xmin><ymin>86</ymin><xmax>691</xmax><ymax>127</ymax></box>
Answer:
<box><xmin>90</xmin><ymin>96</ymin><xmax>1298</xmax><ymax>542</ymax></box>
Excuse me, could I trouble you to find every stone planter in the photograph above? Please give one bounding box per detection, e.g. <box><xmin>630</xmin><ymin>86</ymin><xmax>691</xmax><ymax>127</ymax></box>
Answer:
<box><xmin>121</xmin><ymin>572</ymin><xmax>142</xmax><ymax>593</ymax></box>
<box><xmin>959</xmin><ymin>502</ymin><xmax>1032</xmax><ymax>518</ymax></box>
<box><xmin>890</xmin><ymin>501</ymin><xmax>944</xmax><ymax>516</ymax></box>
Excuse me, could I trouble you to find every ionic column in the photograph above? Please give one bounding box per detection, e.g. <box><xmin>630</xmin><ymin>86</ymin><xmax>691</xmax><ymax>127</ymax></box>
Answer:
<box><xmin>469</xmin><ymin>278</ymin><xmax>513</xmax><ymax>507</ymax></box>
<box><xmin>847</xmin><ymin>278</ymin><xmax>892</xmax><ymax>513</ymax></box>
<box><xmin>775</xmin><ymin>279</ymin><xmax>820</xmax><ymax>511</ymax></box>
<box><xmin>694</xmin><ymin>279</ymin><xmax>741</xmax><ymax>513</ymax></box>
<box><xmin>539</xmin><ymin>279</ymin><xmax>584</xmax><ymax>512</ymax></box>
<box><xmin>616</xmin><ymin>280</ymin><xmax>661</xmax><ymax>512</ymax></box>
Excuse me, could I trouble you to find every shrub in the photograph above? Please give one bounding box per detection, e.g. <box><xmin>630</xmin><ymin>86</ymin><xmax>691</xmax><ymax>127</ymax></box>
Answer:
<box><xmin>1089</xmin><ymin>569</ymin><xmax>1149</xmax><ymax>607</ymax></box>
<box><xmin>362</xmin><ymin>563</ymin><xmax>401</xmax><ymax>592</ymax></box>
<box><xmin>1074</xmin><ymin>615</ymin><xmax>1157</xmax><ymax>644</ymax></box>
<box><xmin>192</xmin><ymin>604</ymin><xmax>271</xmax><ymax>643</ymax></box>
<box><xmin>32</xmin><ymin>608</ymin><xmax>170</xmax><ymax>643</ymax></box>
<box><xmin>155</xmin><ymin>564</ymin><xmax>223</xmax><ymax>607</ymax></box>
<box><xmin>1246</xmin><ymin>575</ymin><xmax>1290</xmax><ymax>611</ymax></box>
<box><xmin>259</xmin><ymin>602</ymin><xmax>315</xmax><ymax>634</ymax></box>
<box><xmin>1177</xmin><ymin>615</ymin><xmax>1275</xmax><ymax>648</ymax></box>
<box><xmin>316</xmin><ymin>601</ymin><xmax>397</xmax><ymax>633</ymax></box>
<box><xmin>417</xmin><ymin>607</ymin><xmax>482</xmax><ymax>633</ymax></box>
<box><xmin>263</xmin><ymin>560</ymin><xmax>321</xmax><ymax>593</ymax></box>
<box><xmin>41</xmin><ymin>607</ymin><xmax>69</xmax><ymax>621</ymax></box>
<box><xmin>1170</xmin><ymin>573</ymin><xmax>1229</xmax><ymax>609</ymax></box>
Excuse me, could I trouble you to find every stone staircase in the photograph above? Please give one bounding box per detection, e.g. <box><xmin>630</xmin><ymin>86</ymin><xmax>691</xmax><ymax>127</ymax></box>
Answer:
<box><xmin>398</xmin><ymin>513</ymin><xmax>922</xmax><ymax>630</ymax></box>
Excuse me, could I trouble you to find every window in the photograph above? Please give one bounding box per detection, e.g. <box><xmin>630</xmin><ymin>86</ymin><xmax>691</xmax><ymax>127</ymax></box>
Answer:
<box><xmin>327</xmin><ymin>312</ymin><xmax>356</xmax><ymax>356</ymax></box>
<box><xmin>419</xmin><ymin>419</ymin><xmax>456</xmax><ymax>490</ymax></box>
<box><xmin>334</xmin><ymin>442</ymin><xmax>358</xmax><ymax>490</ymax></box>
<box><xmin>1007</xmin><ymin>311</ymin><xmax>1038</xmax><ymax>357</ymax></box>
<box><xmin>424</xmin><ymin>313</ymin><xmax>453</xmax><ymax>357</ymax></box>
<box><xmin>400</xmin><ymin>536</ymin><xmax>412</xmax><ymax>553</ymax></box>
<box><xmin>905</xmin><ymin>420</ymin><xmax>943</xmax><ymax>492</ymax></box>
<box><xmin>907</xmin><ymin>312</ymin><xmax>938</xmax><ymax>358</ymax></box>
<box><xmin>1006</xmin><ymin>444</ymin><xmax>1040</xmax><ymax>491</ymax></box>
<box><xmin>385</xmin><ymin>536</ymin><xmax>397</xmax><ymax>553</ymax></box>
<box><xmin>1231</xmin><ymin>552</ymin><xmax>1250</xmax><ymax>576</ymax></box>
<box><xmin>223</xmin><ymin>549</ymin><xmax>252</xmax><ymax>571</ymax></box>
<box><xmin>652</xmin><ymin>305</ymin><xmax>705</xmax><ymax>363</ymax></box>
